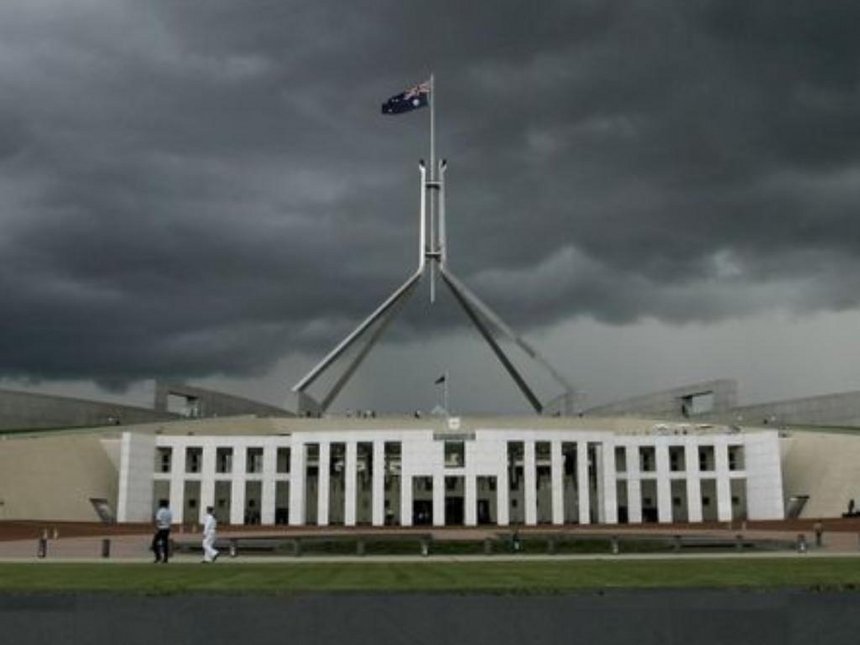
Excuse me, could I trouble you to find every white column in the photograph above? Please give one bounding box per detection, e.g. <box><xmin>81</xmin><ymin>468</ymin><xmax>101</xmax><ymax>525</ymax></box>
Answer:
<box><xmin>400</xmin><ymin>474</ymin><xmax>413</xmax><ymax>527</ymax></box>
<box><xmin>626</xmin><ymin>444</ymin><xmax>642</xmax><ymax>524</ymax></box>
<box><xmin>432</xmin><ymin>473</ymin><xmax>445</xmax><ymax>527</ymax></box>
<box><xmin>199</xmin><ymin>445</ymin><xmax>216</xmax><ymax>525</ymax></box>
<box><xmin>551</xmin><ymin>440</ymin><xmax>564</xmax><ymax>525</ymax></box>
<box><xmin>260</xmin><ymin>443</ymin><xmax>276</xmax><ymax>525</ymax></box>
<box><xmin>577</xmin><ymin>441</ymin><xmax>590</xmax><ymax>524</ymax></box>
<box><xmin>465</xmin><ymin>475</ymin><xmax>477</xmax><ymax>526</ymax></box>
<box><xmin>169</xmin><ymin>444</ymin><xmax>186</xmax><ymax>525</ymax></box>
<box><xmin>601</xmin><ymin>441</ymin><xmax>618</xmax><ymax>524</ymax></box>
<box><xmin>523</xmin><ymin>440</ymin><xmax>537</xmax><ymax>525</ymax></box>
<box><xmin>117</xmin><ymin>432</ymin><xmax>157</xmax><ymax>523</ymax></box>
<box><xmin>714</xmin><ymin>438</ymin><xmax>732</xmax><ymax>522</ymax></box>
<box><xmin>317</xmin><ymin>442</ymin><xmax>330</xmax><ymax>526</ymax></box>
<box><xmin>288</xmin><ymin>440</ymin><xmax>306</xmax><ymax>526</ymax></box>
<box><xmin>497</xmin><ymin>445</ymin><xmax>510</xmax><ymax>526</ymax></box>
<box><xmin>344</xmin><ymin>441</ymin><xmax>357</xmax><ymax>526</ymax></box>
<box><xmin>594</xmin><ymin>444</ymin><xmax>605</xmax><ymax>523</ymax></box>
<box><xmin>656</xmin><ymin>442</ymin><xmax>672</xmax><ymax>523</ymax></box>
<box><xmin>685</xmin><ymin>441</ymin><xmax>703</xmax><ymax>522</ymax></box>
<box><xmin>230</xmin><ymin>445</ymin><xmax>246</xmax><ymax>526</ymax></box>
<box><xmin>372</xmin><ymin>441</ymin><xmax>385</xmax><ymax>526</ymax></box>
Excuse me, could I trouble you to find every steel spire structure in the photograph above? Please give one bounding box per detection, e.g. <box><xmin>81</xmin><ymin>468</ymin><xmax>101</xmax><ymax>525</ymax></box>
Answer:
<box><xmin>291</xmin><ymin>77</ymin><xmax>574</xmax><ymax>416</ymax></box>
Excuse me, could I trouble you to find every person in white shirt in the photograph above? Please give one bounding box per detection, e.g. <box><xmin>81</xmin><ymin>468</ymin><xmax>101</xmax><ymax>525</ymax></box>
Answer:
<box><xmin>202</xmin><ymin>506</ymin><xmax>219</xmax><ymax>563</ymax></box>
<box><xmin>152</xmin><ymin>500</ymin><xmax>172</xmax><ymax>563</ymax></box>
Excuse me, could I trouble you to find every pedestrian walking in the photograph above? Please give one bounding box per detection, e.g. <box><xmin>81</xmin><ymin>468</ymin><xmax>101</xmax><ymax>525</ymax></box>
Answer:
<box><xmin>152</xmin><ymin>499</ymin><xmax>172</xmax><ymax>563</ymax></box>
<box><xmin>202</xmin><ymin>506</ymin><xmax>219</xmax><ymax>563</ymax></box>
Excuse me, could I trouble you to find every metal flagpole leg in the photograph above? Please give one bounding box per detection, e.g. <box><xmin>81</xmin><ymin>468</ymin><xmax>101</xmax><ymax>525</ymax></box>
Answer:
<box><xmin>439</xmin><ymin>160</ymin><xmax>447</xmax><ymax>267</ymax></box>
<box><xmin>429</xmin><ymin>74</ymin><xmax>436</xmax><ymax>303</ymax></box>
<box><xmin>419</xmin><ymin>162</ymin><xmax>427</xmax><ymax>271</ymax></box>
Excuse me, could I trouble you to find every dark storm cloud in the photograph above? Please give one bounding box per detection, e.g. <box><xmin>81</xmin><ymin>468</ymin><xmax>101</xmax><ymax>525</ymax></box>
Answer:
<box><xmin>2</xmin><ymin>0</ymin><xmax>860</xmax><ymax>387</ymax></box>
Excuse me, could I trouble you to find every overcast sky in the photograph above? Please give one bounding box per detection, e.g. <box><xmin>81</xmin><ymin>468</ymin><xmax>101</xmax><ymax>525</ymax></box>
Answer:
<box><xmin>2</xmin><ymin>1</ymin><xmax>860</xmax><ymax>415</ymax></box>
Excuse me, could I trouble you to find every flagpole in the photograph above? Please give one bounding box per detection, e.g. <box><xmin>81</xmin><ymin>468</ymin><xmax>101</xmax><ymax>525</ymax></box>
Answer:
<box><xmin>444</xmin><ymin>370</ymin><xmax>449</xmax><ymax>414</ymax></box>
<box><xmin>430</xmin><ymin>74</ymin><xmax>435</xmax><ymax>182</ymax></box>
<box><xmin>429</xmin><ymin>73</ymin><xmax>436</xmax><ymax>304</ymax></box>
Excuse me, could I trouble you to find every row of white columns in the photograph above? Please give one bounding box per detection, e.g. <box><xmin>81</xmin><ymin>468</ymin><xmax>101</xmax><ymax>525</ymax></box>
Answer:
<box><xmin>158</xmin><ymin>437</ymin><xmax>741</xmax><ymax>526</ymax></box>
<box><xmin>286</xmin><ymin>438</ymin><xmax>619</xmax><ymax>528</ymax></box>
<box><xmin>620</xmin><ymin>442</ymin><xmax>739</xmax><ymax>523</ymax></box>
<box><xmin>161</xmin><ymin>442</ymin><xmax>283</xmax><ymax>525</ymax></box>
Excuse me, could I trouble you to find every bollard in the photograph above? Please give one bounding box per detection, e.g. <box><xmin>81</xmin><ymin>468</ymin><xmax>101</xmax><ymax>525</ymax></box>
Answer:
<box><xmin>356</xmin><ymin>538</ymin><xmax>365</xmax><ymax>556</ymax></box>
<box><xmin>229</xmin><ymin>538</ymin><xmax>239</xmax><ymax>558</ymax></box>
<box><xmin>420</xmin><ymin>539</ymin><xmax>429</xmax><ymax>557</ymax></box>
<box><xmin>673</xmin><ymin>535</ymin><xmax>682</xmax><ymax>552</ymax></box>
<box><xmin>796</xmin><ymin>534</ymin><xmax>807</xmax><ymax>553</ymax></box>
<box><xmin>483</xmin><ymin>538</ymin><xmax>493</xmax><ymax>555</ymax></box>
<box><xmin>547</xmin><ymin>537</ymin><xmax>557</xmax><ymax>555</ymax></box>
<box><xmin>37</xmin><ymin>537</ymin><xmax>47</xmax><ymax>559</ymax></box>
<box><xmin>101</xmin><ymin>538</ymin><xmax>111</xmax><ymax>559</ymax></box>
<box><xmin>735</xmin><ymin>534</ymin><xmax>743</xmax><ymax>551</ymax></box>
<box><xmin>611</xmin><ymin>535</ymin><xmax>620</xmax><ymax>555</ymax></box>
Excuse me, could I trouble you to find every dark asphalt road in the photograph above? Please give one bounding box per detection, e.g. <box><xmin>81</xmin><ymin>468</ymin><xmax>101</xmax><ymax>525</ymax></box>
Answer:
<box><xmin>1</xmin><ymin>590</ymin><xmax>859</xmax><ymax>644</ymax></box>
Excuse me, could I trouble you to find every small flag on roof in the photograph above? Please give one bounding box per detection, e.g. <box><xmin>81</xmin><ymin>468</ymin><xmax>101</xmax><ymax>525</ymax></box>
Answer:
<box><xmin>382</xmin><ymin>80</ymin><xmax>431</xmax><ymax>114</ymax></box>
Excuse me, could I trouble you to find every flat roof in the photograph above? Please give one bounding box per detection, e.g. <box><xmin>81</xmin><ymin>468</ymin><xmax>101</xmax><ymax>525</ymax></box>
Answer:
<box><xmin>0</xmin><ymin>413</ymin><xmax>773</xmax><ymax>439</ymax></box>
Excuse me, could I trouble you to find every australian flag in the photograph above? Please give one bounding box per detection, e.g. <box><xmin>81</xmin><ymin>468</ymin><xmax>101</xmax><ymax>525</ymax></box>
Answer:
<box><xmin>381</xmin><ymin>80</ymin><xmax>430</xmax><ymax>114</ymax></box>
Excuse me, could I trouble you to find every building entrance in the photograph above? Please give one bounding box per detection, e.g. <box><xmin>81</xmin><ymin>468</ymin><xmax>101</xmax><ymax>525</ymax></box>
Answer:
<box><xmin>477</xmin><ymin>499</ymin><xmax>491</xmax><ymax>524</ymax></box>
<box><xmin>445</xmin><ymin>497</ymin><xmax>464</xmax><ymax>525</ymax></box>
<box><xmin>412</xmin><ymin>500</ymin><xmax>432</xmax><ymax>525</ymax></box>
<box><xmin>445</xmin><ymin>476</ymin><xmax>464</xmax><ymax>525</ymax></box>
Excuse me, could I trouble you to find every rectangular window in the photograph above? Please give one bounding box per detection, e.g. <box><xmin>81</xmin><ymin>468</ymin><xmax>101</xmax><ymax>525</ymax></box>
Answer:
<box><xmin>728</xmin><ymin>446</ymin><xmax>744</xmax><ymax>471</ymax></box>
<box><xmin>698</xmin><ymin>446</ymin><xmax>715</xmax><ymax>471</ymax></box>
<box><xmin>444</xmin><ymin>441</ymin><xmax>465</xmax><ymax>468</ymax></box>
<box><xmin>669</xmin><ymin>446</ymin><xmax>685</xmax><ymax>472</ymax></box>
<box><xmin>385</xmin><ymin>442</ymin><xmax>401</xmax><ymax>474</ymax></box>
<box><xmin>185</xmin><ymin>447</ymin><xmax>202</xmax><ymax>474</ymax></box>
<box><xmin>246</xmin><ymin>447</ymin><xmax>264</xmax><ymax>474</ymax></box>
<box><xmin>639</xmin><ymin>446</ymin><xmax>656</xmax><ymax>472</ymax></box>
<box><xmin>615</xmin><ymin>446</ymin><xmax>627</xmax><ymax>472</ymax></box>
<box><xmin>507</xmin><ymin>441</ymin><xmax>524</xmax><ymax>490</ymax></box>
<box><xmin>155</xmin><ymin>447</ymin><xmax>172</xmax><ymax>473</ymax></box>
<box><xmin>535</xmin><ymin>441</ymin><xmax>551</xmax><ymax>462</ymax></box>
<box><xmin>216</xmin><ymin>447</ymin><xmax>233</xmax><ymax>474</ymax></box>
<box><xmin>276</xmin><ymin>447</ymin><xmax>291</xmax><ymax>473</ymax></box>
<box><xmin>357</xmin><ymin>442</ymin><xmax>372</xmax><ymax>488</ymax></box>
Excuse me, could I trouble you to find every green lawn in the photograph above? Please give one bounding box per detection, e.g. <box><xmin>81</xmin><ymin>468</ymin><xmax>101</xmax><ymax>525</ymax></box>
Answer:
<box><xmin>1</xmin><ymin>558</ymin><xmax>859</xmax><ymax>595</ymax></box>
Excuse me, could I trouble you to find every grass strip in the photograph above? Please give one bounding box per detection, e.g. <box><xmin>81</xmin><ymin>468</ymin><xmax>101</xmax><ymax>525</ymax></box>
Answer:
<box><xmin>1</xmin><ymin>558</ymin><xmax>860</xmax><ymax>595</ymax></box>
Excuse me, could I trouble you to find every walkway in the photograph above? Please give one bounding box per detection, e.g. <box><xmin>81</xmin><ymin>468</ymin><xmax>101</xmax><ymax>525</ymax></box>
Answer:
<box><xmin>1</xmin><ymin>519</ymin><xmax>859</xmax><ymax>562</ymax></box>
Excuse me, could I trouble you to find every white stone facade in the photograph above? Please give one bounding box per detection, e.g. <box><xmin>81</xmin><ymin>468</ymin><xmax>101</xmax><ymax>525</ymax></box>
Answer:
<box><xmin>118</xmin><ymin>423</ymin><xmax>785</xmax><ymax>526</ymax></box>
